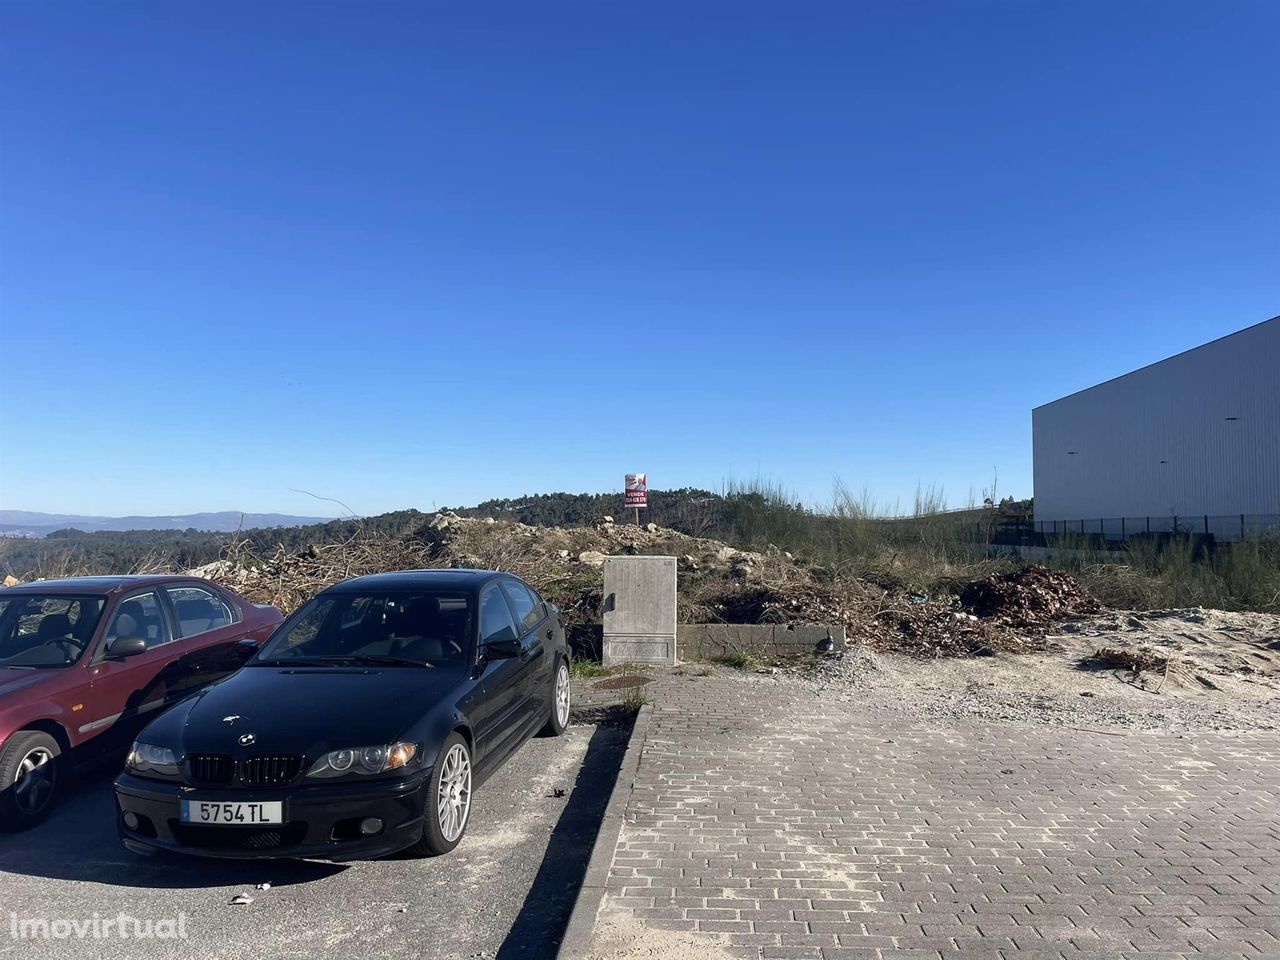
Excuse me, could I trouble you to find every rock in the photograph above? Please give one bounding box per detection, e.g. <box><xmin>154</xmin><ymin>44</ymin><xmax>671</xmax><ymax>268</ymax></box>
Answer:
<box><xmin>678</xmin><ymin>554</ymin><xmax>699</xmax><ymax>572</ymax></box>
<box><xmin>601</xmin><ymin>516</ymin><xmax>614</xmax><ymax>524</ymax></box>
<box><xmin>186</xmin><ymin>560</ymin><xmax>234</xmax><ymax>580</ymax></box>
<box><xmin>483</xmin><ymin>517</ymin><xmax>495</xmax><ymax>525</ymax></box>
<box><xmin>229</xmin><ymin>894</ymin><xmax>254</xmax><ymax>906</ymax></box>
<box><xmin>716</xmin><ymin>546</ymin><xmax>739</xmax><ymax>562</ymax></box>
<box><xmin>645</xmin><ymin>522</ymin><xmax>658</xmax><ymax>533</ymax></box>
<box><xmin>578</xmin><ymin>551</ymin><xmax>607</xmax><ymax>567</ymax></box>
<box><xmin>2</xmin><ymin>575</ymin><xmax>19</xmax><ymax>587</ymax></box>
<box><xmin>557</xmin><ymin>549</ymin><xmax>570</xmax><ymax>559</ymax></box>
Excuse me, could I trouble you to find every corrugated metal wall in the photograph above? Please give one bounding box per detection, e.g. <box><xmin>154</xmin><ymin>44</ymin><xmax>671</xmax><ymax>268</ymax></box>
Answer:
<box><xmin>1032</xmin><ymin>317</ymin><xmax>1280</xmax><ymax>527</ymax></box>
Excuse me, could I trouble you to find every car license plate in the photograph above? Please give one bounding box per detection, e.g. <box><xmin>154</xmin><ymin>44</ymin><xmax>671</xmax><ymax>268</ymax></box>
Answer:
<box><xmin>181</xmin><ymin>800</ymin><xmax>284</xmax><ymax>825</ymax></box>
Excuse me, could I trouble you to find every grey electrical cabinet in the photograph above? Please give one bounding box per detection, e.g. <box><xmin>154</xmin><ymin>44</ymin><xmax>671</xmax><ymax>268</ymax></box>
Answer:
<box><xmin>602</xmin><ymin>555</ymin><xmax>678</xmax><ymax>666</ymax></box>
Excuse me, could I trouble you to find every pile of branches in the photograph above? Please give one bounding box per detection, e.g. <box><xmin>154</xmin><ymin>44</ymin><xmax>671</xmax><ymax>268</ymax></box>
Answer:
<box><xmin>1091</xmin><ymin>645</ymin><xmax>1170</xmax><ymax>673</ymax></box>
<box><xmin>958</xmin><ymin>565</ymin><xmax>1100</xmax><ymax>626</ymax></box>
<box><xmin>691</xmin><ymin>578</ymin><xmax>1050</xmax><ymax>658</ymax></box>
<box><xmin>200</xmin><ymin>534</ymin><xmax>436</xmax><ymax>613</ymax></box>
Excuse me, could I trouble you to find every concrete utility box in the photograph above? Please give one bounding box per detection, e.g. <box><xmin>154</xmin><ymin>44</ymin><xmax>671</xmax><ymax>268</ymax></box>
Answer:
<box><xmin>602</xmin><ymin>555</ymin><xmax>677</xmax><ymax>666</ymax></box>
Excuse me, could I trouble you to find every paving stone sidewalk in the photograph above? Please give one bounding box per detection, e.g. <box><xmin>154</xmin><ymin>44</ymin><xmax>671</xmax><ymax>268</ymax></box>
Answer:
<box><xmin>584</xmin><ymin>672</ymin><xmax>1280</xmax><ymax>959</ymax></box>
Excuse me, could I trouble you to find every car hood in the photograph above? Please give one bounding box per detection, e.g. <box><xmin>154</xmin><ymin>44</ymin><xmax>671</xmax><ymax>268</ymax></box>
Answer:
<box><xmin>152</xmin><ymin>663</ymin><xmax>466</xmax><ymax>758</ymax></box>
<box><xmin>0</xmin><ymin>667</ymin><xmax>59</xmax><ymax>697</ymax></box>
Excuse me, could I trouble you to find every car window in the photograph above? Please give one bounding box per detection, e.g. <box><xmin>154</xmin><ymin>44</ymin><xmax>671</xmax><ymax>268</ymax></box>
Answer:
<box><xmin>0</xmin><ymin>595</ymin><xmax>106</xmax><ymax>668</ymax></box>
<box><xmin>479</xmin><ymin>587</ymin><xmax>518</xmax><ymax>645</ymax></box>
<box><xmin>255</xmin><ymin>592</ymin><xmax>473</xmax><ymax>666</ymax></box>
<box><xmin>167</xmin><ymin>585</ymin><xmax>237</xmax><ymax>638</ymax></box>
<box><xmin>272</xmin><ymin>597</ymin><xmax>336</xmax><ymax>654</ymax></box>
<box><xmin>105</xmin><ymin>591</ymin><xmax>173</xmax><ymax>650</ymax></box>
<box><xmin>500</xmin><ymin>580</ymin><xmax>545</xmax><ymax>633</ymax></box>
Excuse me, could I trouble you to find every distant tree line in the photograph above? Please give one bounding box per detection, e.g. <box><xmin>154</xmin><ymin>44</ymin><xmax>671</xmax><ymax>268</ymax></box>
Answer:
<box><xmin>0</xmin><ymin>486</ymin><xmax>944</xmax><ymax>580</ymax></box>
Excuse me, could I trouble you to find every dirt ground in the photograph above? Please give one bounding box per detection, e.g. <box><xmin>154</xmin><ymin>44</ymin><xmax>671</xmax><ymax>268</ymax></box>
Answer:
<box><xmin>769</xmin><ymin>606</ymin><xmax>1280</xmax><ymax>732</ymax></box>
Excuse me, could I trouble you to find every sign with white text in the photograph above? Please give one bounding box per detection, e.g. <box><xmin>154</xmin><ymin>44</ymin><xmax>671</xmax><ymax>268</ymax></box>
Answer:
<box><xmin>624</xmin><ymin>473</ymin><xmax>648</xmax><ymax>509</ymax></box>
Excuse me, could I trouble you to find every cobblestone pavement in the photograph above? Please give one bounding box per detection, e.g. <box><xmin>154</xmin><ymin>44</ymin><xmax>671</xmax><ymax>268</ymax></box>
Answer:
<box><xmin>583</xmin><ymin>671</ymin><xmax>1280</xmax><ymax>960</ymax></box>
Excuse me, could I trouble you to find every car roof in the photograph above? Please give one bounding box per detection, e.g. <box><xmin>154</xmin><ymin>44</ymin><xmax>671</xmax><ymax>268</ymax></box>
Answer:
<box><xmin>1</xmin><ymin>574</ymin><xmax>207</xmax><ymax>596</ymax></box>
<box><xmin>322</xmin><ymin>569</ymin><xmax>512</xmax><ymax>594</ymax></box>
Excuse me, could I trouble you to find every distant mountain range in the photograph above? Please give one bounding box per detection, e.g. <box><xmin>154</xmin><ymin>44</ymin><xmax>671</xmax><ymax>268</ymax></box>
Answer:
<box><xmin>0</xmin><ymin>510</ymin><xmax>334</xmax><ymax>538</ymax></box>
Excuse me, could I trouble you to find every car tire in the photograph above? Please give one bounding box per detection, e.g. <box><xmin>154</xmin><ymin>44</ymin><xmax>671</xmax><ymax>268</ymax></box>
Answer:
<box><xmin>0</xmin><ymin>730</ymin><xmax>62</xmax><ymax>832</ymax></box>
<box><xmin>408</xmin><ymin>732</ymin><xmax>472</xmax><ymax>857</ymax></box>
<box><xmin>540</xmin><ymin>656</ymin><xmax>571</xmax><ymax>737</ymax></box>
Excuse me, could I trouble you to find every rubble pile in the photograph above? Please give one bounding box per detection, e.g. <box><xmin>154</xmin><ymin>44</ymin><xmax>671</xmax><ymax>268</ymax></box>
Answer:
<box><xmin>186</xmin><ymin>512</ymin><xmax>1102</xmax><ymax>660</ymax></box>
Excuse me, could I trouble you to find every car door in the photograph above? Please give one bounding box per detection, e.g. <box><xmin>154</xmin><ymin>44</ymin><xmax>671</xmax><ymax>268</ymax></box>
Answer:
<box><xmin>473</xmin><ymin>584</ymin><xmax>529</xmax><ymax>763</ymax></box>
<box><xmin>83</xmin><ymin>589</ymin><xmax>188</xmax><ymax>753</ymax></box>
<box><xmin>499</xmin><ymin>578</ymin><xmax>552</xmax><ymax>724</ymax></box>
<box><xmin>163</xmin><ymin>583</ymin><xmax>248</xmax><ymax>692</ymax></box>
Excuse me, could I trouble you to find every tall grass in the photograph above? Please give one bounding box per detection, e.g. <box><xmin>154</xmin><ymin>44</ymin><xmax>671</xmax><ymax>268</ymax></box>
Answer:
<box><xmin>711</xmin><ymin>478</ymin><xmax>1280</xmax><ymax>613</ymax></box>
<box><xmin>1054</xmin><ymin>534</ymin><xmax>1280</xmax><ymax>613</ymax></box>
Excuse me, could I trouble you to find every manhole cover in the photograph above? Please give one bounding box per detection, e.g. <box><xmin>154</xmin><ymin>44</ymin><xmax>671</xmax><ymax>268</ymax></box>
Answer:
<box><xmin>592</xmin><ymin>675</ymin><xmax>653</xmax><ymax>690</ymax></box>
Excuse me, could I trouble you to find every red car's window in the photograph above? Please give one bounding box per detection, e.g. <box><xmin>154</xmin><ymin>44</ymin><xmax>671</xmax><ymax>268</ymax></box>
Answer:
<box><xmin>104</xmin><ymin>592</ymin><xmax>174</xmax><ymax>650</ymax></box>
<box><xmin>167</xmin><ymin>585</ymin><xmax>238</xmax><ymax>638</ymax></box>
<box><xmin>0</xmin><ymin>595</ymin><xmax>106</xmax><ymax>668</ymax></box>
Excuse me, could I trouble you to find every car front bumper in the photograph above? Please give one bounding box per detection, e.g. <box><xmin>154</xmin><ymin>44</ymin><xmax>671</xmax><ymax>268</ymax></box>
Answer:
<box><xmin>114</xmin><ymin>769</ymin><xmax>430</xmax><ymax>861</ymax></box>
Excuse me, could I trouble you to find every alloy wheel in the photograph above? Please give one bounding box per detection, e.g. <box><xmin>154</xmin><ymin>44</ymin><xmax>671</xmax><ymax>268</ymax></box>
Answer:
<box><xmin>555</xmin><ymin>663</ymin><xmax>571</xmax><ymax>727</ymax></box>
<box><xmin>436</xmin><ymin>743</ymin><xmax>471</xmax><ymax>842</ymax></box>
<box><xmin>13</xmin><ymin>747</ymin><xmax>56</xmax><ymax>816</ymax></box>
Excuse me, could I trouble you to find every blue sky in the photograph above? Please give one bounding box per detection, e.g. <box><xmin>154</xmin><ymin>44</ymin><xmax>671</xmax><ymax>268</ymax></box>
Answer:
<box><xmin>1</xmin><ymin>1</ymin><xmax>1276</xmax><ymax>518</ymax></box>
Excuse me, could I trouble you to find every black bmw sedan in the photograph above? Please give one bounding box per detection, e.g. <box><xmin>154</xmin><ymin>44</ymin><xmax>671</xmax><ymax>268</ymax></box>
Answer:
<box><xmin>113</xmin><ymin>569</ymin><xmax>571</xmax><ymax>860</ymax></box>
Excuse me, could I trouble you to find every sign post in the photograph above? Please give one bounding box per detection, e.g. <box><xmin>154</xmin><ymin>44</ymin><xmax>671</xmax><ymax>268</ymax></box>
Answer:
<box><xmin>624</xmin><ymin>473</ymin><xmax>648</xmax><ymax>525</ymax></box>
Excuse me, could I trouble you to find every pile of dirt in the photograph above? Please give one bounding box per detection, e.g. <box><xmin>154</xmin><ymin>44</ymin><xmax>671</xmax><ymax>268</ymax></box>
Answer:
<box><xmin>958</xmin><ymin>566</ymin><xmax>1100</xmax><ymax>625</ymax></box>
<box><xmin>188</xmin><ymin>512</ymin><xmax>1103</xmax><ymax>660</ymax></box>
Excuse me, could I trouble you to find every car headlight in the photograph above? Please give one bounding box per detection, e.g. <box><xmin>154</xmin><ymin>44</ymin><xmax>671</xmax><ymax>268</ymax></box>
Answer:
<box><xmin>126</xmin><ymin>741</ymin><xmax>181</xmax><ymax>778</ymax></box>
<box><xmin>306</xmin><ymin>742</ymin><xmax>418</xmax><ymax>778</ymax></box>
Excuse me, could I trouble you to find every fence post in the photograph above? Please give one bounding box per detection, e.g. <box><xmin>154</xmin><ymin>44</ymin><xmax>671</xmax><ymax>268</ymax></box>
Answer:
<box><xmin>1241</xmin><ymin>514</ymin><xmax>1246</xmax><ymax>541</ymax></box>
<box><xmin>1204</xmin><ymin>515</ymin><xmax>1209</xmax><ymax>536</ymax></box>
<box><xmin>1146</xmin><ymin>516</ymin><xmax>1150</xmax><ymax>534</ymax></box>
<box><xmin>1173</xmin><ymin>515</ymin><xmax>1179</xmax><ymax>534</ymax></box>
<box><xmin>1080</xmin><ymin>519</ymin><xmax>1085</xmax><ymax>534</ymax></box>
<box><xmin>1121</xmin><ymin>516</ymin><xmax>1126</xmax><ymax>540</ymax></box>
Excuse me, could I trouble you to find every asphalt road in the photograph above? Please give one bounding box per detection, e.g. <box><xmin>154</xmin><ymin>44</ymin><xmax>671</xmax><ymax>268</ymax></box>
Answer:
<box><xmin>0</xmin><ymin>720</ymin><xmax>628</xmax><ymax>960</ymax></box>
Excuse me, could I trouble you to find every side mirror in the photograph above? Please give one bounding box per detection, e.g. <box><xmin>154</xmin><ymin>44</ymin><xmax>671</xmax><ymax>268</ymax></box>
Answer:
<box><xmin>107</xmin><ymin>636</ymin><xmax>148</xmax><ymax>659</ymax></box>
<box><xmin>235</xmin><ymin>638</ymin><xmax>259</xmax><ymax>660</ymax></box>
<box><xmin>482</xmin><ymin>638</ymin><xmax>522</xmax><ymax>660</ymax></box>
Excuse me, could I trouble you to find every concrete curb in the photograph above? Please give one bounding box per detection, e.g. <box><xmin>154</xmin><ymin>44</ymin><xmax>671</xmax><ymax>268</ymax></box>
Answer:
<box><xmin>554</xmin><ymin>702</ymin><xmax>653</xmax><ymax>960</ymax></box>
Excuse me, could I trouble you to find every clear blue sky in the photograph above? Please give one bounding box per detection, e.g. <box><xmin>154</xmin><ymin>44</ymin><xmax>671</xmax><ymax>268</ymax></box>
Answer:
<box><xmin>1</xmin><ymin>1</ymin><xmax>1276</xmax><ymax>518</ymax></box>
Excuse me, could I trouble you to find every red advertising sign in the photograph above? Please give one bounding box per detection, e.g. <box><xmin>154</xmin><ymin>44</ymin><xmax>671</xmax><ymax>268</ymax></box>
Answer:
<box><xmin>624</xmin><ymin>473</ymin><xmax>648</xmax><ymax>509</ymax></box>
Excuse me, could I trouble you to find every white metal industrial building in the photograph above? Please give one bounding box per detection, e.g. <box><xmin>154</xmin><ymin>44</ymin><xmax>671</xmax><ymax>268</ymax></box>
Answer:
<box><xmin>1032</xmin><ymin>316</ymin><xmax>1280</xmax><ymax>541</ymax></box>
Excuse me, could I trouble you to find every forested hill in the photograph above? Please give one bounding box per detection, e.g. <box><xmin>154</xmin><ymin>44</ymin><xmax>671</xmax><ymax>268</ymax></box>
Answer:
<box><xmin>0</xmin><ymin>488</ymin><xmax>821</xmax><ymax>580</ymax></box>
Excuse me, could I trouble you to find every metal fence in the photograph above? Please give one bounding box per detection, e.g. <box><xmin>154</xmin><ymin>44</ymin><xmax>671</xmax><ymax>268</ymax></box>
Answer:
<box><xmin>1032</xmin><ymin>514</ymin><xmax>1280</xmax><ymax>543</ymax></box>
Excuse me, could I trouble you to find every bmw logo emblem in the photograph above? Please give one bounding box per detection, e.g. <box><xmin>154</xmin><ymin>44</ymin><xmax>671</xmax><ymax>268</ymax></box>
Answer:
<box><xmin>238</xmin><ymin>733</ymin><xmax>256</xmax><ymax>746</ymax></box>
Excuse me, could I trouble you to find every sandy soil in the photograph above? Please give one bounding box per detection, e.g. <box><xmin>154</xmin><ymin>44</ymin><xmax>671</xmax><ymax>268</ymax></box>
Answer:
<box><xmin>770</xmin><ymin>607</ymin><xmax>1280</xmax><ymax>733</ymax></box>
<box><xmin>586</xmin><ymin>903</ymin><xmax>737</xmax><ymax>960</ymax></box>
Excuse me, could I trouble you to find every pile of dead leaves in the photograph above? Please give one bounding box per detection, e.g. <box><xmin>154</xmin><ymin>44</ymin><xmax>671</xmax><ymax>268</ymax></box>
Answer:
<box><xmin>959</xmin><ymin>566</ymin><xmax>1100</xmax><ymax>626</ymax></box>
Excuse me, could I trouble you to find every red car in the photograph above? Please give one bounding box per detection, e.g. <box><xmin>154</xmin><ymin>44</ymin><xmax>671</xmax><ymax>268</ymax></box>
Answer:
<box><xmin>0</xmin><ymin>575</ymin><xmax>282</xmax><ymax>829</ymax></box>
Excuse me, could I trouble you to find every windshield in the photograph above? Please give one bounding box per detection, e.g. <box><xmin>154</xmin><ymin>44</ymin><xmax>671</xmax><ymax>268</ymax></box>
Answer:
<box><xmin>254</xmin><ymin>591</ymin><xmax>473</xmax><ymax>668</ymax></box>
<box><xmin>0</xmin><ymin>595</ymin><xmax>107</xmax><ymax>668</ymax></box>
